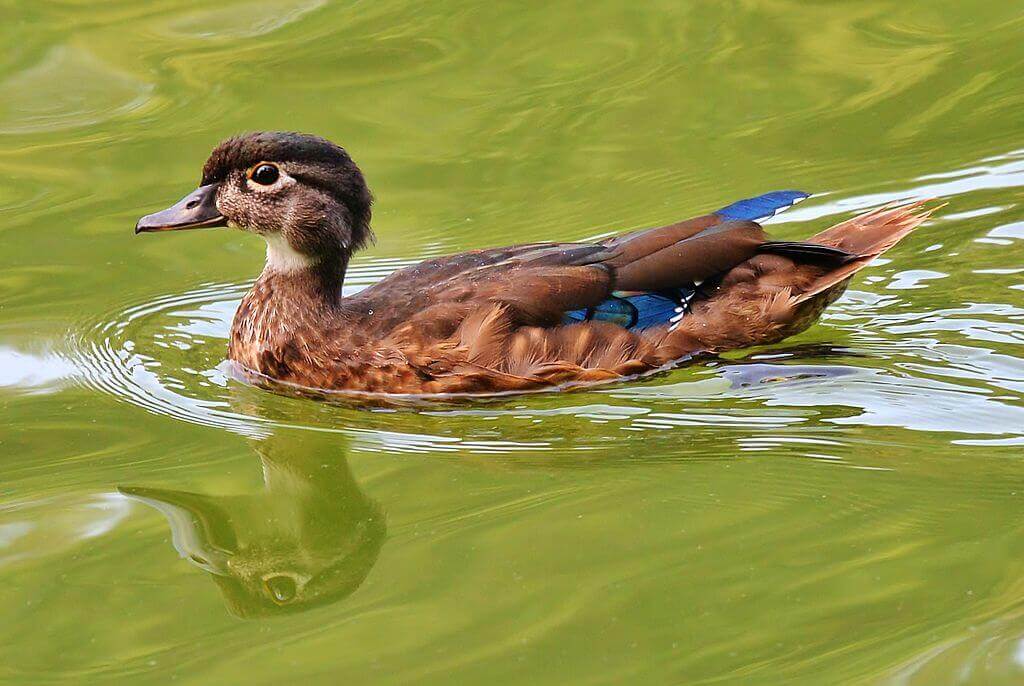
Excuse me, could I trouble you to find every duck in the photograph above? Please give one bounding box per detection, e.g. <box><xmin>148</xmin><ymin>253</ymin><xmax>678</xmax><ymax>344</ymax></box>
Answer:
<box><xmin>135</xmin><ymin>131</ymin><xmax>934</xmax><ymax>396</ymax></box>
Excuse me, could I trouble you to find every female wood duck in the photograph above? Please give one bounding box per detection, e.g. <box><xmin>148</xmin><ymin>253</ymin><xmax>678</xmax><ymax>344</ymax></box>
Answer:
<box><xmin>136</xmin><ymin>132</ymin><xmax>933</xmax><ymax>396</ymax></box>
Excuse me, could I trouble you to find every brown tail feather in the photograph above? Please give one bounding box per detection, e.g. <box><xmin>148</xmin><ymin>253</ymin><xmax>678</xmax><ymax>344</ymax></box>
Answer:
<box><xmin>795</xmin><ymin>201</ymin><xmax>936</xmax><ymax>303</ymax></box>
<box><xmin>659</xmin><ymin>201</ymin><xmax>936</xmax><ymax>356</ymax></box>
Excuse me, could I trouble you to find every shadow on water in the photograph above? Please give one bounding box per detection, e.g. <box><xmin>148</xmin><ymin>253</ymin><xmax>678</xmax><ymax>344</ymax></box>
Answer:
<box><xmin>120</xmin><ymin>430</ymin><xmax>386</xmax><ymax>618</ymax></box>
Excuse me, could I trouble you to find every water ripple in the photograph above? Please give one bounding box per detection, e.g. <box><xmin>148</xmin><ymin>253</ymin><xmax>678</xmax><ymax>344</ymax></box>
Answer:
<box><xmin>61</xmin><ymin>259</ymin><xmax>1024</xmax><ymax>459</ymax></box>
<box><xmin>0</xmin><ymin>46</ymin><xmax>153</xmax><ymax>134</ymax></box>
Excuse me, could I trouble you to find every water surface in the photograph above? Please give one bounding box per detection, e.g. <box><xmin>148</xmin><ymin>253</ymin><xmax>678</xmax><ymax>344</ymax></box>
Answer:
<box><xmin>2</xmin><ymin>1</ymin><xmax>1024</xmax><ymax>684</ymax></box>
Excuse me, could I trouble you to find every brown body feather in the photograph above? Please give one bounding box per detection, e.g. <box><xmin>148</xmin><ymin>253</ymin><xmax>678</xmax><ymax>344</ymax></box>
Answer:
<box><xmin>228</xmin><ymin>202</ymin><xmax>933</xmax><ymax>396</ymax></box>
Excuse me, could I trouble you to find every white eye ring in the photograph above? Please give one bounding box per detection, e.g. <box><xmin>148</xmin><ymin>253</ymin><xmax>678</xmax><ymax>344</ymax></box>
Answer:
<box><xmin>249</xmin><ymin>163</ymin><xmax>280</xmax><ymax>185</ymax></box>
<box><xmin>245</xmin><ymin>165</ymin><xmax>294</xmax><ymax>193</ymax></box>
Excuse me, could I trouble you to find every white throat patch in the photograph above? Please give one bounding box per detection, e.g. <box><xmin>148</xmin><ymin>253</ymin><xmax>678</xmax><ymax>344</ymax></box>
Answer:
<box><xmin>264</xmin><ymin>233</ymin><xmax>313</xmax><ymax>273</ymax></box>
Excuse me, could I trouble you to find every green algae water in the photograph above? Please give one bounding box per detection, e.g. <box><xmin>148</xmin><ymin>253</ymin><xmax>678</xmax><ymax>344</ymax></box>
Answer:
<box><xmin>2</xmin><ymin>1</ymin><xmax>1024</xmax><ymax>683</ymax></box>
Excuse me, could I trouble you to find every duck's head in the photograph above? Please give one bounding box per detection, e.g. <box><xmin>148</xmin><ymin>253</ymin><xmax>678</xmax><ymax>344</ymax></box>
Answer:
<box><xmin>136</xmin><ymin>132</ymin><xmax>373</xmax><ymax>271</ymax></box>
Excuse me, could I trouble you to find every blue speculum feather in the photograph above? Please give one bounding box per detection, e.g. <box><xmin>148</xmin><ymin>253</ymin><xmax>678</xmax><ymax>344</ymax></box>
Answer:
<box><xmin>715</xmin><ymin>190</ymin><xmax>809</xmax><ymax>222</ymax></box>
<box><xmin>563</xmin><ymin>287</ymin><xmax>696</xmax><ymax>330</ymax></box>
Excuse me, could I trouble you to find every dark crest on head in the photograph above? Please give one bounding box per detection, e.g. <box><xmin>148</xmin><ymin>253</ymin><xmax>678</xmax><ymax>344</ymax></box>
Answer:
<box><xmin>203</xmin><ymin>131</ymin><xmax>374</xmax><ymax>252</ymax></box>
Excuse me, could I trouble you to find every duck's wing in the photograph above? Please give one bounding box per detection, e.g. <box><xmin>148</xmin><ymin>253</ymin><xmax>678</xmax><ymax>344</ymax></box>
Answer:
<box><xmin>352</xmin><ymin>190</ymin><xmax>847</xmax><ymax>339</ymax></box>
<box><xmin>357</xmin><ymin>242</ymin><xmax>582</xmax><ymax>294</ymax></box>
<box><xmin>598</xmin><ymin>190</ymin><xmax>816</xmax><ymax>290</ymax></box>
<box><xmin>349</xmin><ymin>242</ymin><xmax>617</xmax><ymax>337</ymax></box>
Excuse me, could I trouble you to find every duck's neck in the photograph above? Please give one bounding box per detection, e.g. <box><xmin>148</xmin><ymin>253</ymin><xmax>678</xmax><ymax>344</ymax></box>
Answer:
<box><xmin>228</xmin><ymin>240</ymin><xmax>351</xmax><ymax>374</ymax></box>
<box><xmin>255</xmin><ymin>261</ymin><xmax>346</xmax><ymax>308</ymax></box>
<box><xmin>261</xmin><ymin>233</ymin><xmax>348</xmax><ymax>303</ymax></box>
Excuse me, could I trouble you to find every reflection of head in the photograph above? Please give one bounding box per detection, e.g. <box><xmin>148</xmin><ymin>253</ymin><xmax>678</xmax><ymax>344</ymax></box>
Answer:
<box><xmin>121</xmin><ymin>431</ymin><xmax>385</xmax><ymax>618</ymax></box>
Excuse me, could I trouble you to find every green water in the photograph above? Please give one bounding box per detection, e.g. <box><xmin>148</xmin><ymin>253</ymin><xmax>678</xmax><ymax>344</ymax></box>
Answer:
<box><xmin>2</xmin><ymin>1</ymin><xmax>1024</xmax><ymax>683</ymax></box>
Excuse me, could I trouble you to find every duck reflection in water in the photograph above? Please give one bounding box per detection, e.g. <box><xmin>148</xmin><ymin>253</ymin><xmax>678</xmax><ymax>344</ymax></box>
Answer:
<box><xmin>120</xmin><ymin>431</ymin><xmax>385</xmax><ymax>618</ymax></box>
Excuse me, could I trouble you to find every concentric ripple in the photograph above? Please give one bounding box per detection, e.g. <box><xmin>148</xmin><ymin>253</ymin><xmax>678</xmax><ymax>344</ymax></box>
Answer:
<box><xmin>71</xmin><ymin>280</ymin><xmax>261</xmax><ymax>435</ymax></box>
<box><xmin>64</xmin><ymin>245</ymin><xmax>1024</xmax><ymax>458</ymax></box>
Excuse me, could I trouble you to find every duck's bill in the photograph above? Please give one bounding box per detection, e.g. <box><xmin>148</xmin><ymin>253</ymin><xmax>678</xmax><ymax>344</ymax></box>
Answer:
<box><xmin>135</xmin><ymin>182</ymin><xmax>227</xmax><ymax>233</ymax></box>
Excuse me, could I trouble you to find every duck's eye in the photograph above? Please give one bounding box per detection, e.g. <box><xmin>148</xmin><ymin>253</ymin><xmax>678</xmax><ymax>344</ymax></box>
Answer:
<box><xmin>250</xmin><ymin>163</ymin><xmax>279</xmax><ymax>186</ymax></box>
